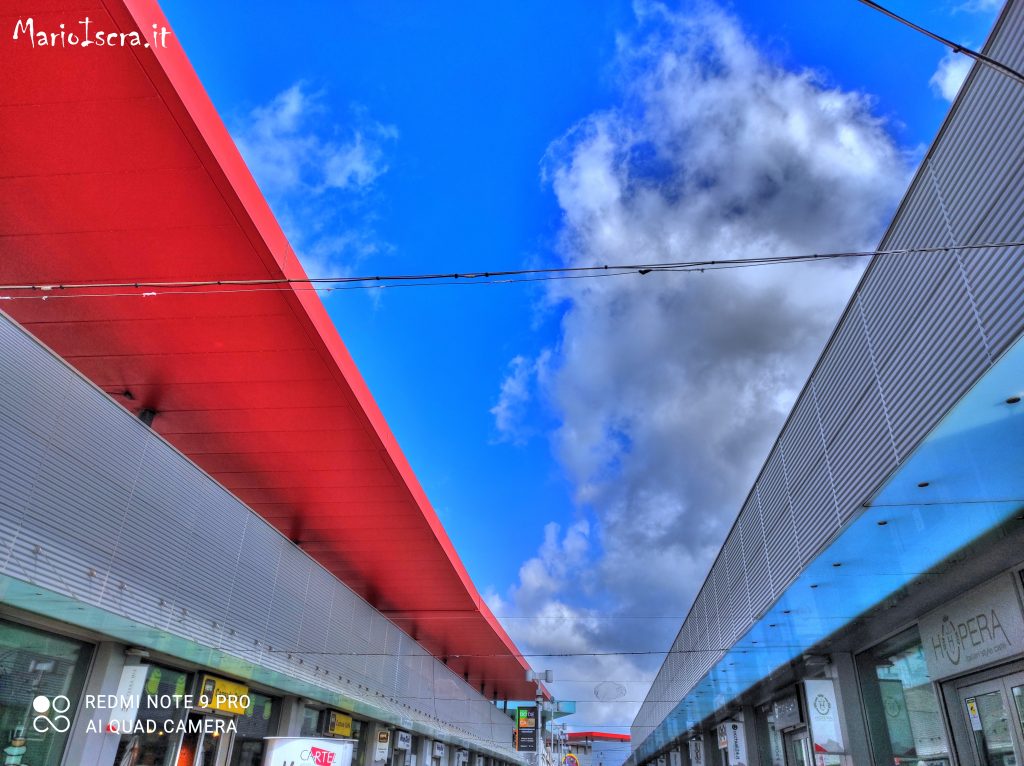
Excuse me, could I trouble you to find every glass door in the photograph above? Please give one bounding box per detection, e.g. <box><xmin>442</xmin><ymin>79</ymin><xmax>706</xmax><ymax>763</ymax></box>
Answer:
<box><xmin>783</xmin><ymin>729</ymin><xmax>812</xmax><ymax>766</ymax></box>
<box><xmin>957</xmin><ymin>672</ymin><xmax>1024</xmax><ymax>766</ymax></box>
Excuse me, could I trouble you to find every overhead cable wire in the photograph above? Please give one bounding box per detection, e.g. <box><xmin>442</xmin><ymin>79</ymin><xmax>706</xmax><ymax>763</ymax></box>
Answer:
<box><xmin>852</xmin><ymin>0</ymin><xmax>1024</xmax><ymax>86</ymax></box>
<box><xmin>1</xmin><ymin>240</ymin><xmax>1022</xmax><ymax>297</ymax></box>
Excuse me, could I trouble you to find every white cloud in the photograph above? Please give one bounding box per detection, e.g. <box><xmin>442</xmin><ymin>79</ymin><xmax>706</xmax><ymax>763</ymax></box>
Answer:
<box><xmin>495</xmin><ymin>0</ymin><xmax>910</xmax><ymax>731</ymax></box>
<box><xmin>954</xmin><ymin>0</ymin><xmax>1002</xmax><ymax>13</ymax></box>
<box><xmin>930</xmin><ymin>51</ymin><xmax>973</xmax><ymax>101</ymax></box>
<box><xmin>232</xmin><ymin>83</ymin><xmax>397</xmax><ymax>279</ymax></box>
<box><xmin>490</xmin><ymin>351</ymin><xmax>552</xmax><ymax>444</ymax></box>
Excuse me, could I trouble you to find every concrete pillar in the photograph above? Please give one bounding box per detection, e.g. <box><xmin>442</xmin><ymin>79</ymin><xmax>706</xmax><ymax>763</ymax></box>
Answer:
<box><xmin>63</xmin><ymin>641</ymin><xmax>126</xmax><ymax>766</ymax></box>
<box><xmin>701</xmin><ymin>729</ymin><xmax>718</xmax><ymax>766</ymax></box>
<box><xmin>275</xmin><ymin>696</ymin><xmax>305</xmax><ymax>736</ymax></box>
<box><xmin>416</xmin><ymin>736</ymin><xmax>432</xmax><ymax>766</ymax></box>
<box><xmin>739</xmin><ymin>707</ymin><xmax>761</xmax><ymax>766</ymax></box>
<box><xmin>828</xmin><ymin>653</ymin><xmax>871</xmax><ymax>766</ymax></box>
<box><xmin>365</xmin><ymin>723</ymin><xmax>392</xmax><ymax>766</ymax></box>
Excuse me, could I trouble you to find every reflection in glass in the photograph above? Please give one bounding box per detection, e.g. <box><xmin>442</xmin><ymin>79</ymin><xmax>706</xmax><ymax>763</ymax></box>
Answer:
<box><xmin>970</xmin><ymin>691</ymin><xmax>1014</xmax><ymax>766</ymax></box>
<box><xmin>0</xmin><ymin>620</ymin><xmax>92</xmax><ymax>766</ymax></box>
<box><xmin>856</xmin><ymin>626</ymin><xmax>951</xmax><ymax>765</ymax></box>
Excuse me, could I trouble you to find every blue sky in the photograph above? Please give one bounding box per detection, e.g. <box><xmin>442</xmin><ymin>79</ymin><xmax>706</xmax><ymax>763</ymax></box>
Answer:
<box><xmin>162</xmin><ymin>0</ymin><xmax>1001</xmax><ymax>728</ymax></box>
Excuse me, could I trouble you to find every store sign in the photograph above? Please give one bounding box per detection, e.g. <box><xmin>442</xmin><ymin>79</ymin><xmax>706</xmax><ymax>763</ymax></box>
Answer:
<box><xmin>668</xmin><ymin>750</ymin><xmax>681</xmax><ymax>766</ymax></box>
<box><xmin>804</xmin><ymin>680</ymin><xmax>844</xmax><ymax>754</ymax></box>
<box><xmin>396</xmin><ymin>731</ymin><xmax>412</xmax><ymax>751</ymax></box>
<box><xmin>263</xmin><ymin>737</ymin><xmax>354</xmax><ymax>766</ymax></box>
<box><xmin>198</xmin><ymin>674</ymin><xmax>250</xmax><ymax>715</ymax></box>
<box><xmin>716</xmin><ymin>721</ymin><xmax>747</xmax><ymax>765</ymax></box>
<box><xmin>476</xmin><ymin>755</ymin><xmax>485</xmax><ymax>766</ymax></box>
<box><xmin>433</xmin><ymin>742</ymin><xmax>446</xmax><ymax>758</ymax></box>
<box><xmin>687</xmin><ymin>738</ymin><xmax>703</xmax><ymax>765</ymax></box>
<box><xmin>111</xmin><ymin>663</ymin><xmax>149</xmax><ymax>729</ymax></box>
<box><xmin>919</xmin><ymin>574</ymin><xmax>1024</xmax><ymax>680</ymax></box>
<box><xmin>563</xmin><ymin>754</ymin><xmax>579</xmax><ymax>766</ymax></box>
<box><xmin>516</xmin><ymin>706</ymin><xmax>537</xmax><ymax>752</ymax></box>
<box><xmin>374</xmin><ymin>729</ymin><xmax>391</xmax><ymax>762</ymax></box>
<box><xmin>326</xmin><ymin>711</ymin><xmax>353</xmax><ymax>737</ymax></box>
<box><xmin>772</xmin><ymin>694</ymin><xmax>801</xmax><ymax>730</ymax></box>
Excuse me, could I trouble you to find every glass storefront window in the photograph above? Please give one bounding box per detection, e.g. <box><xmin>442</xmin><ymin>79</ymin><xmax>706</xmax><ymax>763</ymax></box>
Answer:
<box><xmin>113</xmin><ymin>663</ymin><xmax>190</xmax><ymax>766</ymax></box>
<box><xmin>0</xmin><ymin>619</ymin><xmax>92</xmax><ymax>766</ymax></box>
<box><xmin>228</xmin><ymin>692</ymin><xmax>277</xmax><ymax>766</ymax></box>
<box><xmin>857</xmin><ymin>626</ymin><xmax>951</xmax><ymax>766</ymax></box>
<box><xmin>300</xmin><ymin>706</ymin><xmax>322</xmax><ymax>737</ymax></box>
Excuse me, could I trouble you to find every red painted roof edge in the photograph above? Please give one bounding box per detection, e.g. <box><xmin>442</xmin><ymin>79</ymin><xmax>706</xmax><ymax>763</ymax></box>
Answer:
<box><xmin>111</xmin><ymin>0</ymin><xmax>533</xmax><ymax>678</ymax></box>
<box><xmin>568</xmin><ymin>733</ymin><xmax>631</xmax><ymax>742</ymax></box>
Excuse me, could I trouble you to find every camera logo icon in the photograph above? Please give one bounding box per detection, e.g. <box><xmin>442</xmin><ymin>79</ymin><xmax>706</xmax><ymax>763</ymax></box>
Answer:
<box><xmin>32</xmin><ymin>695</ymin><xmax>72</xmax><ymax>733</ymax></box>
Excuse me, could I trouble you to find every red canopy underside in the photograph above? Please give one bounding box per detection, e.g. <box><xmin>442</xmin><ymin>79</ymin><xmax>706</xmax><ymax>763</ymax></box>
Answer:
<box><xmin>0</xmin><ymin>0</ymin><xmax>536</xmax><ymax>700</ymax></box>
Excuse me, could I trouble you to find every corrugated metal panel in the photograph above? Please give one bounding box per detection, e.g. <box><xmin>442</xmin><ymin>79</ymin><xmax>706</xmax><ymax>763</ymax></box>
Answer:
<box><xmin>0</xmin><ymin>311</ymin><xmax>514</xmax><ymax>752</ymax></box>
<box><xmin>759</xmin><ymin>448</ymin><xmax>800</xmax><ymax>592</ymax></box>
<box><xmin>738</xmin><ymin>496</ymin><xmax>771</xmax><ymax>617</ymax></box>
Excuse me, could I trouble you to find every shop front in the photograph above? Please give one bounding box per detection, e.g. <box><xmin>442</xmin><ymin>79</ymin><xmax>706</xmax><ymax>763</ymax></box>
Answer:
<box><xmin>856</xmin><ymin>570</ymin><xmax>1024</xmax><ymax>766</ymax></box>
<box><xmin>0</xmin><ymin>618</ymin><xmax>93</xmax><ymax>766</ymax></box>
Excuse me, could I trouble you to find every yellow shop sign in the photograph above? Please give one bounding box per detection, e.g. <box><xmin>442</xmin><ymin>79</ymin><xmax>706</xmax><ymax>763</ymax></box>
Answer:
<box><xmin>327</xmin><ymin>710</ymin><xmax>353</xmax><ymax>737</ymax></box>
<box><xmin>198</xmin><ymin>674</ymin><xmax>250</xmax><ymax>715</ymax></box>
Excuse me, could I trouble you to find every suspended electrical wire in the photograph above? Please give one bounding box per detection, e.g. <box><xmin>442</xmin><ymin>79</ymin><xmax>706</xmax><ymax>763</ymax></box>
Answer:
<box><xmin>853</xmin><ymin>0</ymin><xmax>1024</xmax><ymax>86</ymax></box>
<box><xmin>1</xmin><ymin>241</ymin><xmax>1021</xmax><ymax>299</ymax></box>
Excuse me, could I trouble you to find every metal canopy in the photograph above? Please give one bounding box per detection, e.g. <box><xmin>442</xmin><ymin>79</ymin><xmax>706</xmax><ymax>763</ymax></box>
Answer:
<box><xmin>629</xmin><ymin>331</ymin><xmax>1024</xmax><ymax>763</ymax></box>
<box><xmin>0</xmin><ymin>0</ymin><xmax>536</xmax><ymax>700</ymax></box>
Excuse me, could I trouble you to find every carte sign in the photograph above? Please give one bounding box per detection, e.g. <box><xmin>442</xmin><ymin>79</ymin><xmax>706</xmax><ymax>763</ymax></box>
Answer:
<box><xmin>919</xmin><ymin>574</ymin><xmax>1024</xmax><ymax>680</ymax></box>
<box><xmin>262</xmin><ymin>737</ymin><xmax>354</xmax><ymax>766</ymax></box>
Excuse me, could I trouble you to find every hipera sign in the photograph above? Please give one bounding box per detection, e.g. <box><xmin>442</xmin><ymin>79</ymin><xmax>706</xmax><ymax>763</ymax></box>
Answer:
<box><xmin>919</xmin><ymin>574</ymin><xmax>1024</xmax><ymax>680</ymax></box>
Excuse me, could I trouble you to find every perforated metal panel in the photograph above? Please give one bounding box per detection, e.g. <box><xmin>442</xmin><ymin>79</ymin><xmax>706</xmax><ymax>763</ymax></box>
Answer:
<box><xmin>0</xmin><ymin>312</ymin><xmax>516</xmax><ymax>758</ymax></box>
<box><xmin>632</xmin><ymin>0</ymin><xmax>1024</xmax><ymax>756</ymax></box>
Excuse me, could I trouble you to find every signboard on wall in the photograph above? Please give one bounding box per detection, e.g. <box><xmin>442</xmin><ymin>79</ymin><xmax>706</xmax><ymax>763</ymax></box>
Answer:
<box><xmin>110</xmin><ymin>663</ymin><xmax>149</xmax><ymax>730</ymax></box>
<box><xmin>772</xmin><ymin>694</ymin><xmax>801</xmax><ymax>730</ymax></box>
<box><xmin>262</xmin><ymin>737</ymin><xmax>354</xmax><ymax>766</ymax></box>
<box><xmin>687</xmin><ymin>739</ymin><xmax>703</xmax><ymax>765</ymax></box>
<box><xmin>433</xmin><ymin>742</ymin><xmax>446</xmax><ymax>758</ymax></box>
<box><xmin>516</xmin><ymin>706</ymin><xmax>537</xmax><ymax>752</ymax></box>
<box><xmin>919</xmin><ymin>574</ymin><xmax>1024</xmax><ymax>680</ymax></box>
<box><xmin>198</xmin><ymin>674</ymin><xmax>250</xmax><ymax>715</ymax></box>
<box><xmin>326</xmin><ymin>711</ymin><xmax>354</xmax><ymax>737</ymax></box>
<box><xmin>374</xmin><ymin>729</ymin><xmax>391</xmax><ymax>762</ymax></box>
<box><xmin>396</xmin><ymin>731</ymin><xmax>412</xmax><ymax>751</ymax></box>
<box><xmin>668</xmin><ymin>750</ymin><xmax>681</xmax><ymax>766</ymax></box>
<box><xmin>804</xmin><ymin>680</ymin><xmax>844</xmax><ymax>755</ymax></box>
<box><xmin>724</xmin><ymin>721</ymin><xmax>747</xmax><ymax>765</ymax></box>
